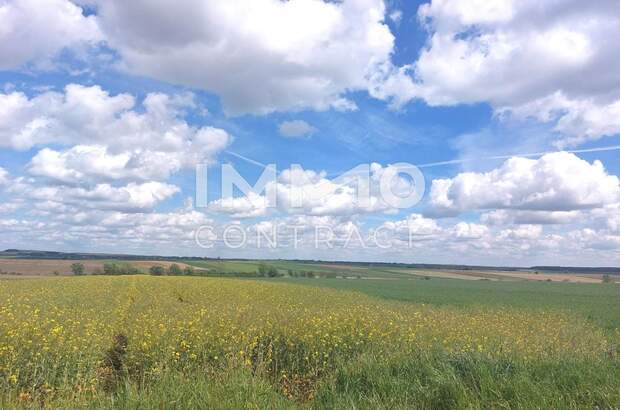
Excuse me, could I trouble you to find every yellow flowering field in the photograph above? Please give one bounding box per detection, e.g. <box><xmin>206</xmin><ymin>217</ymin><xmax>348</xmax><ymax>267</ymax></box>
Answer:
<box><xmin>0</xmin><ymin>276</ymin><xmax>616</xmax><ymax>405</ymax></box>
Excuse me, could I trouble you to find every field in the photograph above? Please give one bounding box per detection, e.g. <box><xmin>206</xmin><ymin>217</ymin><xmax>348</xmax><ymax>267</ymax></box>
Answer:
<box><xmin>2</xmin><ymin>257</ymin><xmax>618</xmax><ymax>283</ymax></box>
<box><xmin>182</xmin><ymin>259</ymin><xmax>620</xmax><ymax>283</ymax></box>
<box><xmin>1</xmin><ymin>275</ymin><xmax>619</xmax><ymax>408</ymax></box>
<box><xmin>274</xmin><ymin>277</ymin><xmax>620</xmax><ymax>330</ymax></box>
<box><xmin>0</xmin><ymin>259</ymin><xmax>202</xmax><ymax>277</ymax></box>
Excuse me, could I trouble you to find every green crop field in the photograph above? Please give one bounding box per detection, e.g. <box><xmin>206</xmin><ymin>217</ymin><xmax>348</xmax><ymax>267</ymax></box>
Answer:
<box><xmin>274</xmin><ymin>277</ymin><xmax>620</xmax><ymax>331</ymax></box>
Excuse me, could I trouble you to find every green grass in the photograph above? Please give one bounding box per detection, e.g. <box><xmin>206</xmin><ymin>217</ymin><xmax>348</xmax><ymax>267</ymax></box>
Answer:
<box><xmin>5</xmin><ymin>354</ymin><xmax>618</xmax><ymax>409</ymax></box>
<box><xmin>314</xmin><ymin>352</ymin><xmax>620</xmax><ymax>409</ymax></box>
<box><xmin>2</xmin><ymin>370</ymin><xmax>295</xmax><ymax>410</ymax></box>
<box><xmin>274</xmin><ymin>277</ymin><xmax>620</xmax><ymax>330</ymax></box>
<box><xmin>183</xmin><ymin>259</ymin><xmax>264</xmax><ymax>274</ymax></box>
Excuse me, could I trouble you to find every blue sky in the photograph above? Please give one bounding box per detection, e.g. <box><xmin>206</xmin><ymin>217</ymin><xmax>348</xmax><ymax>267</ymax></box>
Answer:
<box><xmin>1</xmin><ymin>0</ymin><xmax>620</xmax><ymax>266</ymax></box>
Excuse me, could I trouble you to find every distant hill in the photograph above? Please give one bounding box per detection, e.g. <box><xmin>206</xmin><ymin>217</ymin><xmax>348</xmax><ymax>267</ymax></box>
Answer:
<box><xmin>0</xmin><ymin>249</ymin><xmax>204</xmax><ymax>262</ymax></box>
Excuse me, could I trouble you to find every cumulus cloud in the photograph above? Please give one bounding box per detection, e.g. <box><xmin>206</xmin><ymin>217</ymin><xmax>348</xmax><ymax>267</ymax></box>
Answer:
<box><xmin>498</xmin><ymin>225</ymin><xmax>543</xmax><ymax>241</ymax></box>
<box><xmin>0</xmin><ymin>206</ymin><xmax>214</xmax><ymax>254</ymax></box>
<box><xmin>403</xmin><ymin>0</ymin><xmax>620</xmax><ymax>144</ymax></box>
<box><xmin>86</xmin><ymin>0</ymin><xmax>401</xmax><ymax>115</ymax></box>
<box><xmin>0</xmin><ymin>84</ymin><xmax>230</xmax><ymax>153</ymax></box>
<box><xmin>568</xmin><ymin>228</ymin><xmax>620</xmax><ymax>251</ymax></box>
<box><xmin>28</xmin><ymin>146</ymin><xmax>173</xmax><ymax>183</ymax></box>
<box><xmin>481</xmin><ymin>209</ymin><xmax>583</xmax><ymax>226</ymax></box>
<box><xmin>209</xmin><ymin>163</ymin><xmax>423</xmax><ymax>218</ymax></box>
<box><xmin>0</xmin><ymin>85</ymin><xmax>231</xmax><ymax>183</ymax></box>
<box><xmin>8</xmin><ymin>177</ymin><xmax>179</xmax><ymax>212</ymax></box>
<box><xmin>0</xmin><ymin>0</ymin><xmax>102</xmax><ymax>69</ymax></box>
<box><xmin>278</xmin><ymin>120</ymin><xmax>317</xmax><ymax>138</ymax></box>
<box><xmin>452</xmin><ymin>222</ymin><xmax>488</xmax><ymax>240</ymax></box>
<box><xmin>354</xmin><ymin>0</ymin><xmax>620</xmax><ymax>144</ymax></box>
<box><xmin>502</xmin><ymin>92</ymin><xmax>620</xmax><ymax>148</ymax></box>
<box><xmin>376</xmin><ymin>213</ymin><xmax>441</xmax><ymax>238</ymax></box>
<box><xmin>428</xmin><ymin>152</ymin><xmax>620</xmax><ymax>216</ymax></box>
<box><xmin>209</xmin><ymin>192</ymin><xmax>271</xmax><ymax>218</ymax></box>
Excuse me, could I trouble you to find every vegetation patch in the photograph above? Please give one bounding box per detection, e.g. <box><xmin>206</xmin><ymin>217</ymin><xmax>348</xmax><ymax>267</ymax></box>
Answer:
<box><xmin>0</xmin><ymin>276</ymin><xmax>618</xmax><ymax>408</ymax></box>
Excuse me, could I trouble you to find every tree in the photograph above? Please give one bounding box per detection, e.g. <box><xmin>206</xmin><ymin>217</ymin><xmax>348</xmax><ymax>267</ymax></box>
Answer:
<box><xmin>267</xmin><ymin>266</ymin><xmax>278</xmax><ymax>277</ymax></box>
<box><xmin>168</xmin><ymin>264</ymin><xmax>183</xmax><ymax>275</ymax></box>
<box><xmin>149</xmin><ymin>266</ymin><xmax>165</xmax><ymax>276</ymax></box>
<box><xmin>183</xmin><ymin>266</ymin><xmax>195</xmax><ymax>276</ymax></box>
<box><xmin>258</xmin><ymin>262</ymin><xmax>268</xmax><ymax>277</ymax></box>
<box><xmin>602</xmin><ymin>274</ymin><xmax>613</xmax><ymax>284</ymax></box>
<box><xmin>71</xmin><ymin>263</ymin><xmax>85</xmax><ymax>276</ymax></box>
<box><xmin>103</xmin><ymin>262</ymin><xmax>118</xmax><ymax>275</ymax></box>
<box><xmin>120</xmin><ymin>263</ymin><xmax>140</xmax><ymax>275</ymax></box>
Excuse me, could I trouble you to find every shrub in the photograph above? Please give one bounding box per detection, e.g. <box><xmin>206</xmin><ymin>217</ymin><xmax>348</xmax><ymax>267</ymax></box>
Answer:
<box><xmin>183</xmin><ymin>266</ymin><xmax>195</xmax><ymax>275</ymax></box>
<box><xmin>258</xmin><ymin>263</ymin><xmax>279</xmax><ymax>277</ymax></box>
<box><xmin>103</xmin><ymin>263</ymin><xmax>118</xmax><ymax>275</ymax></box>
<box><xmin>149</xmin><ymin>266</ymin><xmax>165</xmax><ymax>276</ymax></box>
<box><xmin>101</xmin><ymin>262</ymin><xmax>140</xmax><ymax>275</ymax></box>
<box><xmin>168</xmin><ymin>264</ymin><xmax>183</xmax><ymax>275</ymax></box>
<box><xmin>602</xmin><ymin>274</ymin><xmax>613</xmax><ymax>283</ymax></box>
<box><xmin>70</xmin><ymin>263</ymin><xmax>85</xmax><ymax>276</ymax></box>
<box><xmin>258</xmin><ymin>263</ymin><xmax>268</xmax><ymax>276</ymax></box>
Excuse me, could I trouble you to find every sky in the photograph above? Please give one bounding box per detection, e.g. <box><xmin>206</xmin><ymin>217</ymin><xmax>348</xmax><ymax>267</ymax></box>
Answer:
<box><xmin>1</xmin><ymin>0</ymin><xmax>620</xmax><ymax>266</ymax></box>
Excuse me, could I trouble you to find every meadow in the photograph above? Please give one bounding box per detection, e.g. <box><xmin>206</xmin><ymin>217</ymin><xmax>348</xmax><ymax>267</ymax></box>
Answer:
<box><xmin>0</xmin><ymin>275</ymin><xmax>619</xmax><ymax>408</ymax></box>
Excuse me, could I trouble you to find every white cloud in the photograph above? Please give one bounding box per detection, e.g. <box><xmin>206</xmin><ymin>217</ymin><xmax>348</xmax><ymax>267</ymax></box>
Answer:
<box><xmin>209</xmin><ymin>163</ymin><xmax>420</xmax><ymax>218</ymax></box>
<box><xmin>481</xmin><ymin>209</ymin><xmax>583</xmax><ymax>226</ymax></box>
<box><xmin>403</xmin><ymin>0</ymin><xmax>620</xmax><ymax>144</ymax></box>
<box><xmin>502</xmin><ymin>92</ymin><xmax>620</xmax><ymax>148</ymax></box>
<box><xmin>278</xmin><ymin>120</ymin><xmax>317</xmax><ymax>138</ymax></box>
<box><xmin>568</xmin><ymin>228</ymin><xmax>620</xmax><ymax>251</ymax></box>
<box><xmin>388</xmin><ymin>9</ymin><xmax>402</xmax><ymax>25</ymax></box>
<box><xmin>89</xmin><ymin>0</ymin><xmax>397</xmax><ymax>115</ymax></box>
<box><xmin>1</xmin><ymin>85</ymin><xmax>231</xmax><ymax>183</ymax></box>
<box><xmin>498</xmin><ymin>224</ymin><xmax>542</xmax><ymax>241</ymax></box>
<box><xmin>428</xmin><ymin>152</ymin><xmax>620</xmax><ymax>216</ymax></box>
<box><xmin>0</xmin><ymin>205</ymin><xmax>214</xmax><ymax>254</ymax></box>
<box><xmin>452</xmin><ymin>222</ymin><xmax>488</xmax><ymax>239</ymax></box>
<box><xmin>0</xmin><ymin>201</ymin><xmax>22</xmax><ymax>214</ymax></box>
<box><xmin>0</xmin><ymin>167</ymin><xmax>8</xmax><ymax>185</ymax></box>
<box><xmin>209</xmin><ymin>192</ymin><xmax>270</xmax><ymax>218</ymax></box>
<box><xmin>0</xmin><ymin>0</ymin><xmax>102</xmax><ymax>69</ymax></box>
<box><xmin>28</xmin><ymin>146</ymin><xmax>171</xmax><ymax>183</ymax></box>
<box><xmin>0</xmin><ymin>84</ymin><xmax>230</xmax><ymax>153</ymax></box>
<box><xmin>0</xmin><ymin>84</ymin><xmax>230</xmax><ymax>227</ymax></box>
<box><xmin>8</xmin><ymin>177</ymin><xmax>179</xmax><ymax>212</ymax></box>
<box><xmin>377</xmin><ymin>213</ymin><xmax>441</xmax><ymax>238</ymax></box>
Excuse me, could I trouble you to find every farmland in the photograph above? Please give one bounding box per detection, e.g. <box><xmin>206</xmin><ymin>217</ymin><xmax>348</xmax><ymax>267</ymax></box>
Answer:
<box><xmin>0</xmin><ymin>259</ymin><xmax>202</xmax><ymax>277</ymax></box>
<box><xmin>274</xmin><ymin>277</ymin><xmax>620</xmax><ymax>330</ymax></box>
<box><xmin>1</xmin><ymin>274</ymin><xmax>619</xmax><ymax>408</ymax></box>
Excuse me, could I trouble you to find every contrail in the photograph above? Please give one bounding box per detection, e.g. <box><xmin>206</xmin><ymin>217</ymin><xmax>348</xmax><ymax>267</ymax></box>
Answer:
<box><xmin>224</xmin><ymin>150</ymin><xmax>269</xmax><ymax>168</ymax></box>
<box><xmin>225</xmin><ymin>145</ymin><xmax>620</xmax><ymax>173</ymax></box>
<box><xmin>417</xmin><ymin>144</ymin><xmax>620</xmax><ymax>168</ymax></box>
